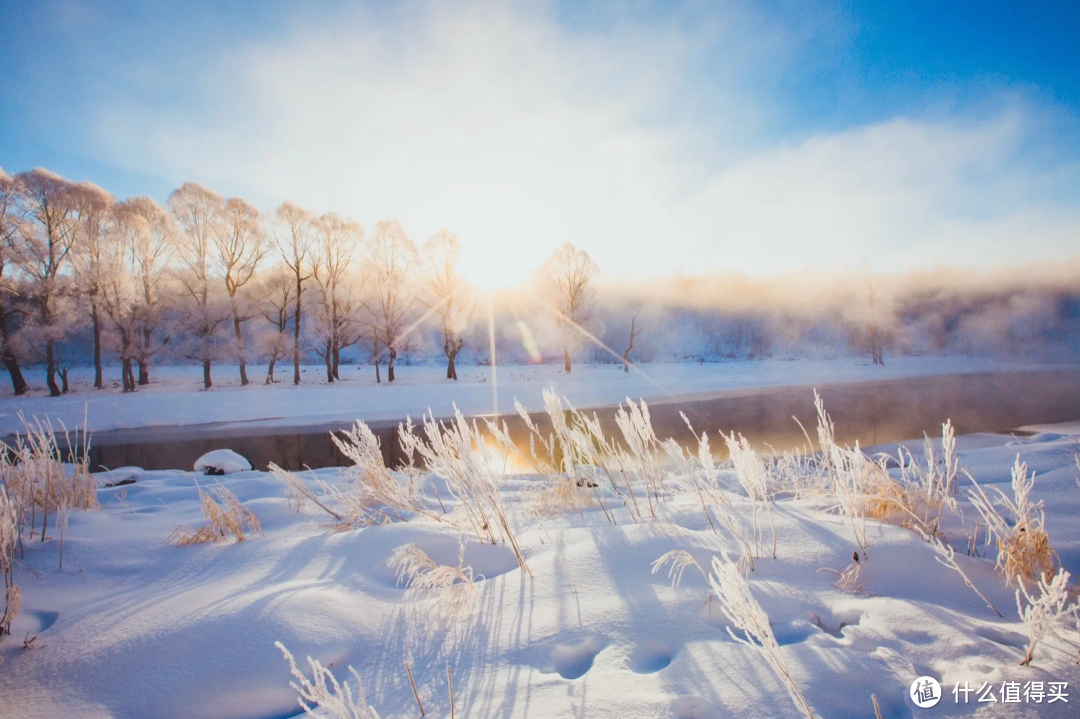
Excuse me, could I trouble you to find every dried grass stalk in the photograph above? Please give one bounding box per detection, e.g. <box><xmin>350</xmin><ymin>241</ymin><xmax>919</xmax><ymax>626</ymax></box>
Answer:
<box><xmin>388</xmin><ymin>542</ymin><xmax>479</xmax><ymax>622</ymax></box>
<box><xmin>709</xmin><ymin>555</ymin><xmax>817</xmax><ymax>719</ymax></box>
<box><xmin>1016</xmin><ymin>568</ymin><xmax>1077</xmax><ymax>666</ymax></box>
<box><xmin>968</xmin><ymin>456</ymin><xmax>1057</xmax><ymax>585</ymax></box>
<box><xmin>168</xmin><ymin>482</ymin><xmax>262</xmax><ymax>546</ymax></box>
<box><xmin>276</xmin><ymin>641</ymin><xmax>381</xmax><ymax>719</ymax></box>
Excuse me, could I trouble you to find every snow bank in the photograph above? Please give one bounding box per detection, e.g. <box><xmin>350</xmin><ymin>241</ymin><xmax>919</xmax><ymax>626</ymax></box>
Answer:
<box><xmin>1</xmin><ymin>424</ymin><xmax>1079</xmax><ymax>718</ymax></box>
<box><xmin>193</xmin><ymin>449</ymin><xmax>254</xmax><ymax>475</ymax></box>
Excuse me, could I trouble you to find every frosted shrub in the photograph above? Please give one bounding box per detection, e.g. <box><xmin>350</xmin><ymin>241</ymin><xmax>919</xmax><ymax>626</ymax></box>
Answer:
<box><xmin>967</xmin><ymin>456</ymin><xmax>1056</xmax><ymax>585</ymax></box>
<box><xmin>276</xmin><ymin>641</ymin><xmax>380</xmax><ymax>719</ymax></box>
<box><xmin>1016</xmin><ymin>568</ymin><xmax>1078</xmax><ymax>666</ymax></box>
<box><xmin>388</xmin><ymin>542</ymin><xmax>479</xmax><ymax>622</ymax></box>
<box><xmin>168</xmin><ymin>483</ymin><xmax>262</xmax><ymax>546</ymax></box>
<box><xmin>709</xmin><ymin>555</ymin><xmax>817</xmax><ymax>719</ymax></box>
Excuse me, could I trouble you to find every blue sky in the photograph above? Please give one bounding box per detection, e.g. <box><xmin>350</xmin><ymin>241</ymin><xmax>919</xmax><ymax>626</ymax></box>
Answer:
<box><xmin>1</xmin><ymin>0</ymin><xmax>1078</xmax><ymax>281</ymax></box>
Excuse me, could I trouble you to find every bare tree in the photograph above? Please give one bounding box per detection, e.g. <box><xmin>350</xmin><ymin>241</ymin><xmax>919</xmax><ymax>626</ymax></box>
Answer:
<box><xmin>364</xmin><ymin>220</ymin><xmax>417</xmax><ymax>383</ymax></box>
<box><xmin>116</xmin><ymin>197</ymin><xmax>173</xmax><ymax>385</ymax></box>
<box><xmin>16</xmin><ymin>169</ymin><xmax>81</xmax><ymax>396</ymax></box>
<box><xmin>0</xmin><ymin>170</ymin><xmax>28</xmax><ymax>395</ymax></box>
<box><xmin>102</xmin><ymin>210</ymin><xmax>141</xmax><ymax>392</ymax></box>
<box><xmin>168</xmin><ymin>182</ymin><xmax>225</xmax><ymax>389</ymax></box>
<box><xmin>312</xmin><ymin>213</ymin><xmax>364</xmax><ymax>382</ymax></box>
<box><xmin>542</xmin><ymin>242</ymin><xmax>598</xmax><ymax>373</ymax></box>
<box><xmin>866</xmin><ymin>276</ymin><xmax>885</xmax><ymax>366</ymax></box>
<box><xmin>274</xmin><ymin>202</ymin><xmax>316</xmax><ymax>385</ymax></box>
<box><xmin>259</xmin><ymin>268</ymin><xmax>294</xmax><ymax>384</ymax></box>
<box><xmin>421</xmin><ymin>229</ymin><xmax>474</xmax><ymax>380</ymax></box>
<box><xmin>214</xmin><ymin>197</ymin><xmax>265</xmax><ymax>386</ymax></box>
<box><xmin>623</xmin><ymin>312</ymin><xmax>642</xmax><ymax>373</ymax></box>
<box><xmin>70</xmin><ymin>182</ymin><xmax>115</xmax><ymax>390</ymax></box>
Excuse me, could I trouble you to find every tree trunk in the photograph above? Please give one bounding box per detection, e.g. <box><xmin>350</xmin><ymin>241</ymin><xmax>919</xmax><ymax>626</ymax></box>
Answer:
<box><xmin>293</xmin><ymin>278</ymin><xmax>302</xmax><ymax>385</ymax></box>
<box><xmin>447</xmin><ymin>353</ymin><xmax>458</xmax><ymax>380</ymax></box>
<box><xmin>564</xmin><ymin>349</ymin><xmax>571</xmax><ymax>374</ymax></box>
<box><xmin>374</xmin><ymin>359</ymin><xmax>381</xmax><ymax>384</ymax></box>
<box><xmin>332</xmin><ymin>340</ymin><xmax>340</xmax><ymax>380</ymax></box>
<box><xmin>92</xmin><ymin>304</ymin><xmax>103</xmax><ymax>389</ymax></box>
<box><xmin>233</xmin><ymin>315</ymin><xmax>249</xmax><ymax>386</ymax></box>
<box><xmin>122</xmin><ymin>358</ymin><xmax>134</xmax><ymax>392</ymax></box>
<box><xmin>324</xmin><ymin>341</ymin><xmax>334</xmax><ymax>383</ymax></box>
<box><xmin>202</xmin><ymin>359</ymin><xmax>213</xmax><ymax>389</ymax></box>
<box><xmin>388</xmin><ymin>347</ymin><xmax>397</xmax><ymax>383</ymax></box>
<box><xmin>266</xmin><ymin>358</ymin><xmax>276</xmax><ymax>384</ymax></box>
<box><xmin>139</xmin><ymin>326</ymin><xmax>151</xmax><ymax>385</ymax></box>
<box><xmin>0</xmin><ymin>309</ymin><xmax>28</xmax><ymax>396</ymax></box>
<box><xmin>624</xmin><ymin>349</ymin><xmax>630</xmax><ymax>373</ymax></box>
<box><xmin>46</xmin><ymin>340</ymin><xmax>60</xmax><ymax>397</ymax></box>
<box><xmin>60</xmin><ymin>367</ymin><xmax>69</xmax><ymax>393</ymax></box>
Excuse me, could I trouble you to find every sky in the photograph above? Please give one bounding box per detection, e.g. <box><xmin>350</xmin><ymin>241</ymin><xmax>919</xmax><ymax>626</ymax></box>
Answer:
<box><xmin>1</xmin><ymin>0</ymin><xmax>1079</xmax><ymax>286</ymax></box>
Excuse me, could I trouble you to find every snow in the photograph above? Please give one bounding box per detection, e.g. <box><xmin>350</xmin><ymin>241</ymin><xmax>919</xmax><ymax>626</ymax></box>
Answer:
<box><xmin>194</xmin><ymin>449</ymin><xmax>254</xmax><ymax>475</ymax></box>
<box><xmin>2</xmin><ymin>420</ymin><xmax>1079</xmax><ymax>718</ymax></box>
<box><xmin>1</xmin><ymin>356</ymin><xmax>1071</xmax><ymax>437</ymax></box>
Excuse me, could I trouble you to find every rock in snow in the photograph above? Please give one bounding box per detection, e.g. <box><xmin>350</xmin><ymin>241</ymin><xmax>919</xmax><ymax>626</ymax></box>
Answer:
<box><xmin>193</xmin><ymin>449</ymin><xmax>253</xmax><ymax>475</ymax></box>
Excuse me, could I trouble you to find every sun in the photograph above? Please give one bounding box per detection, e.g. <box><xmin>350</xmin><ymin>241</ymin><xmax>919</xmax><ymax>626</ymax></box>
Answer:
<box><xmin>459</xmin><ymin>245</ymin><xmax>535</xmax><ymax>292</ymax></box>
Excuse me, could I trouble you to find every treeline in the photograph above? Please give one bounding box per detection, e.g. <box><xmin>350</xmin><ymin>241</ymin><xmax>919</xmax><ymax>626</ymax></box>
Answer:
<box><xmin>3</xmin><ymin>167</ymin><xmax>1078</xmax><ymax>398</ymax></box>
<box><xmin>0</xmin><ymin>168</ymin><xmax>602</xmax><ymax>397</ymax></box>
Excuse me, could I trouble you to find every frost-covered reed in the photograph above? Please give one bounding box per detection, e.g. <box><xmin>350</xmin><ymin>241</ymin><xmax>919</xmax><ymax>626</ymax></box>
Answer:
<box><xmin>398</xmin><ymin>408</ymin><xmax>530</xmax><ymax>574</ymax></box>
<box><xmin>967</xmin><ymin>456</ymin><xmax>1056</xmax><ymax>585</ymax></box>
<box><xmin>1016</xmin><ymin>568</ymin><xmax>1077</xmax><ymax>666</ymax></box>
<box><xmin>388</xmin><ymin>542</ymin><xmax>479</xmax><ymax>622</ymax></box>
<box><xmin>709</xmin><ymin>555</ymin><xmax>817</xmax><ymax>719</ymax></box>
<box><xmin>168</xmin><ymin>482</ymin><xmax>262</xmax><ymax>546</ymax></box>
<box><xmin>276</xmin><ymin>641</ymin><xmax>380</xmax><ymax>719</ymax></box>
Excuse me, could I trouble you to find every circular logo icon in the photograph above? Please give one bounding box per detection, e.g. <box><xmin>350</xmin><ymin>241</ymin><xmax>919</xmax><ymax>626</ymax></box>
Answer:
<box><xmin>910</xmin><ymin>676</ymin><xmax>942</xmax><ymax>708</ymax></box>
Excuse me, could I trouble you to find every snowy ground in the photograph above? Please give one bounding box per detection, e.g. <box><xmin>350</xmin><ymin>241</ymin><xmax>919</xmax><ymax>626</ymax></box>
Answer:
<box><xmin>2</xmin><ymin>416</ymin><xmax>1079</xmax><ymax>718</ymax></box>
<box><xmin>1</xmin><ymin>356</ymin><xmax>1071</xmax><ymax>437</ymax></box>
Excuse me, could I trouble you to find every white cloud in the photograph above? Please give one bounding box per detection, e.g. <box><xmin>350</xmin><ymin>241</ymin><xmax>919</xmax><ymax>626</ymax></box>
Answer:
<box><xmin>90</xmin><ymin>0</ymin><xmax>1080</xmax><ymax>284</ymax></box>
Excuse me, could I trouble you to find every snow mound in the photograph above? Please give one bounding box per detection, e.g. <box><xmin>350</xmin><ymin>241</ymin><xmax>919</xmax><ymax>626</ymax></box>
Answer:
<box><xmin>193</xmin><ymin>449</ymin><xmax>253</xmax><ymax>475</ymax></box>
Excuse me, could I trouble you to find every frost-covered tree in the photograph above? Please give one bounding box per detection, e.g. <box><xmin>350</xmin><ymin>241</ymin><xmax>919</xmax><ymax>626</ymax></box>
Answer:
<box><xmin>364</xmin><ymin>220</ymin><xmax>416</xmax><ymax>383</ymax></box>
<box><xmin>313</xmin><ymin>213</ymin><xmax>364</xmax><ymax>383</ymax></box>
<box><xmin>866</xmin><ymin>276</ymin><xmax>886</xmax><ymax>366</ymax></box>
<box><xmin>15</xmin><ymin>169</ymin><xmax>81</xmax><ymax>396</ymax></box>
<box><xmin>115</xmin><ymin>197</ymin><xmax>173</xmax><ymax>385</ymax></box>
<box><xmin>0</xmin><ymin>170</ymin><xmax>28</xmax><ymax>395</ymax></box>
<box><xmin>101</xmin><ymin>212</ymin><xmax>141</xmax><ymax>392</ymax></box>
<box><xmin>70</xmin><ymin>182</ymin><xmax>115</xmax><ymax>390</ymax></box>
<box><xmin>214</xmin><ymin>197</ymin><xmax>265</xmax><ymax>386</ymax></box>
<box><xmin>258</xmin><ymin>267</ymin><xmax>294</xmax><ymax>384</ymax></box>
<box><xmin>623</xmin><ymin>312</ymin><xmax>642</xmax><ymax>373</ymax></box>
<box><xmin>421</xmin><ymin>229</ymin><xmax>473</xmax><ymax>380</ymax></box>
<box><xmin>542</xmin><ymin>242</ymin><xmax>598</xmax><ymax>373</ymax></box>
<box><xmin>273</xmin><ymin>201</ymin><xmax>316</xmax><ymax>385</ymax></box>
<box><xmin>168</xmin><ymin>182</ymin><xmax>226</xmax><ymax>389</ymax></box>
